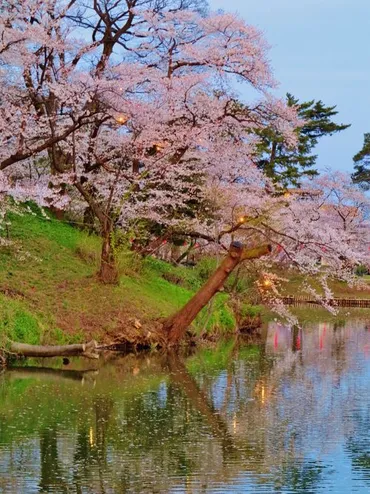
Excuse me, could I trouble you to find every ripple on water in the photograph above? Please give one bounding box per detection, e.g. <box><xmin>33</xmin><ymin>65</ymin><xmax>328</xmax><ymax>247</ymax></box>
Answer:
<box><xmin>0</xmin><ymin>319</ymin><xmax>370</xmax><ymax>492</ymax></box>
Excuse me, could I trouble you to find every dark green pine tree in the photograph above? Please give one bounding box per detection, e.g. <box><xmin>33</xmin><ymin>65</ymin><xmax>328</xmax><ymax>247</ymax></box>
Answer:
<box><xmin>352</xmin><ymin>133</ymin><xmax>370</xmax><ymax>188</ymax></box>
<box><xmin>255</xmin><ymin>93</ymin><xmax>350</xmax><ymax>187</ymax></box>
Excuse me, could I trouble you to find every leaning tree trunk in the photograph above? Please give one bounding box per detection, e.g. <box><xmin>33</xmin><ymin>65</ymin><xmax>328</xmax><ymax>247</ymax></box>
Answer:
<box><xmin>98</xmin><ymin>229</ymin><xmax>119</xmax><ymax>284</ymax></box>
<box><xmin>162</xmin><ymin>242</ymin><xmax>271</xmax><ymax>347</ymax></box>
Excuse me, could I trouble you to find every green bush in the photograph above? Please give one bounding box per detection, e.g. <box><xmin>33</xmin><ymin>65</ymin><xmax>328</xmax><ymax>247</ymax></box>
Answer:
<box><xmin>239</xmin><ymin>303</ymin><xmax>262</xmax><ymax>319</ymax></box>
<box><xmin>195</xmin><ymin>256</ymin><xmax>218</xmax><ymax>282</ymax></box>
<box><xmin>355</xmin><ymin>264</ymin><xmax>369</xmax><ymax>277</ymax></box>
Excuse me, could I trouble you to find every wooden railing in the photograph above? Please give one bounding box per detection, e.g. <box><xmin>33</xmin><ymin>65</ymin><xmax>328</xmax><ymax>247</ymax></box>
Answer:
<box><xmin>282</xmin><ymin>296</ymin><xmax>370</xmax><ymax>308</ymax></box>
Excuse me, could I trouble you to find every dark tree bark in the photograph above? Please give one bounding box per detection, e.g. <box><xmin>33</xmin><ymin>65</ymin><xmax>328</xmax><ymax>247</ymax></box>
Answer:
<box><xmin>162</xmin><ymin>242</ymin><xmax>271</xmax><ymax>347</ymax></box>
<box><xmin>98</xmin><ymin>229</ymin><xmax>119</xmax><ymax>284</ymax></box>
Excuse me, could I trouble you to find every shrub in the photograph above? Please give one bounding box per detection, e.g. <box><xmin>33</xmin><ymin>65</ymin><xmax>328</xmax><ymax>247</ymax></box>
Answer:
<box><xmin>355</xmin><ymin>264</ymin><xmax>369</xmax><ymax>276</ymax></box>
<box><xmin>195</xmin><ymin>256</ymin><xmax>218</xmax><ymax>282</ymax></box>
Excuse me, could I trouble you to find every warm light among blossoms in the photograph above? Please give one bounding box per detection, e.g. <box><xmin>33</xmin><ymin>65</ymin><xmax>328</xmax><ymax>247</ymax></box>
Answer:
<box><xmin>153</xmin><ymin>142</ymin><xmax>165</xmax><ymax>152</ymax></box>
<box><xmin>115</xmin><ymin>115</ymin><xmax>128</xmax><ymax>125</ymax></box>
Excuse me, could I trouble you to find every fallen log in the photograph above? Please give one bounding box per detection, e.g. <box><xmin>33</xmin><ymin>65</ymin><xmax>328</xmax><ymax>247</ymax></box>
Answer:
<box><xmin>8</xmin><ymin>340</ymin><xmax>99</xmax><ymax>360</ymax></box>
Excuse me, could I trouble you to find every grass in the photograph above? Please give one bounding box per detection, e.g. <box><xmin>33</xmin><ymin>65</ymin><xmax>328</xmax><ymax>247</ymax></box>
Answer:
<box><xmin>2</xmin><ymin>208</ymin><xmax>367</xmax><ymax>349</ymax></box>
<box><xmin>0</xmin><ymin>209</ymin><xmax>236</xmax><ymax>346</ymax></box>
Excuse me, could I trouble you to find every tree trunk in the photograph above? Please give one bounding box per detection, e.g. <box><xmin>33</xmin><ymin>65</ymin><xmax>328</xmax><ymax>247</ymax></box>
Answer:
<box><xmin>98</xmin><ymin>230</ymin><xmax>119</xmax><ymax>284</ymax></box>
<box><xmin>8</xmin><ymin>340</ymin><xmax>99</xmax><ymax>359</ymax></box>
<box><xmin>73</xmin><ymin>182</ymin><xmax>119</xmax><ymax>284</ymax></box>
<box><xmin>83</xmin><ymin>206</ymin><xmax>96</xmax><ymax>234</ymax></box>
<box><xmin>175</xmin><ymin>240</ymin><xmax>195</xmax><ymax>264</ymax></box>
<box><xmin>162</xmin><ymin>242</ymin><xmax>271</xmax><ymax>347</ymax></box>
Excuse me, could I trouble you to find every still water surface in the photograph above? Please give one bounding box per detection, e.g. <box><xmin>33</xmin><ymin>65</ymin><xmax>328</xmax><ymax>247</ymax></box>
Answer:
<box><xmin>1</xmin><ymin>319</ymin><xmax>370</xmax><ymax>493</ymax></box>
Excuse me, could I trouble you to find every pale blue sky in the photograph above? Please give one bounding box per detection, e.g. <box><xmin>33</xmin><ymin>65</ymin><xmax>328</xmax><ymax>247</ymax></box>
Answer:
<box><xmin>209</xmin><ymin>0</ymin><xmax>370</xmax><ymax>172</ymax></box>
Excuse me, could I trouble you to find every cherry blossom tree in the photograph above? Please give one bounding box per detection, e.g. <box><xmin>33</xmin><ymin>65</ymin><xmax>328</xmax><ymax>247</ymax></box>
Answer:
<box><xmin>162</xmin><ymin>172</ymin><xmax>370</xmax><ymax>345</ymax></box>
<box><xmin>0</xmin><ymin>2</ymin><xmax>369</xmax><ymax>346</ymax></box>
<box><xmin>0</xmin><ymin>0</ymin><xmax>301</xmax><ymax>282</ymax></box>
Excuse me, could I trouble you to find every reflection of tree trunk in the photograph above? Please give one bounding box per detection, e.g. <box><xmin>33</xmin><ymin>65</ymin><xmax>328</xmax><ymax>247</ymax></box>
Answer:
<box><xmin>94</xmin><ymin>397</ymin><xmax>114</xmax><ymax>456</ymax></box>
<box><xmin>73</xmin><ymin>426</ymin><xmax>91</xmax><ymax>493</ymax></box>
<box><xmin>71</xmin><ymin>397</ymin><xmax>114</xmax><ymax>492</ymax></box>
<box><xmin>292</xmin><ymin>326</ymin><xmax>300</xmax><ymax>352</ymax></box>
<box><xmin>221</xmin><ymin>336</ymin><xmax>240</xmax><ymax>414</ymax></box>
<box><xmin>94</xmin><ymin>397</ymin><xmax>114</xmax><ymax>492</ymax></box>
<box><xmin>167</xmin><ymin>352</ymin><xmax>235</xmax><ymax>455</ymax></box>
<box><xmin>39</xmin><ymin>428</ymin><xmax>68</xmax><ymax>493</ymax></box>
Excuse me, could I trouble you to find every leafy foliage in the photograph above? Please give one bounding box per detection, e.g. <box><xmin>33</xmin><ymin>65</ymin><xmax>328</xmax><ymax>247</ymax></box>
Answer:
<box><xmin>353</xmin><ymin>133</ymin><xmax>370</xmax><ymax>188</ymax></box>
<box><xmin>255</xmin><ymin>93</ymin><xmax>350</xmax><ymax>186</ymax></box>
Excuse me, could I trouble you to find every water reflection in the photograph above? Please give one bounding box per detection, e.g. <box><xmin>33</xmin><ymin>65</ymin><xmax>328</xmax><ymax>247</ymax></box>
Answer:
<box><xmin>0</xmin><ymin>319</ymin><xmax>370</xmax><ymax>492</ymax></box>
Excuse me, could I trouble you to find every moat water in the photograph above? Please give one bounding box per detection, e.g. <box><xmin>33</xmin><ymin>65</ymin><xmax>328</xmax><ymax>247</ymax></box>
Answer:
<box><xmin>1</xmin><ymin>318</ymin><xmax>370</xmax><ymax>492</ymax></box>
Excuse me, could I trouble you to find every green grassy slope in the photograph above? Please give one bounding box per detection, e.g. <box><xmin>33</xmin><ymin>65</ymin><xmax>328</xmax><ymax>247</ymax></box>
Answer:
<box><xmin>0</xmin><ymin>210</ymin><xmax>235</xmax><ymax>346</ymax></box>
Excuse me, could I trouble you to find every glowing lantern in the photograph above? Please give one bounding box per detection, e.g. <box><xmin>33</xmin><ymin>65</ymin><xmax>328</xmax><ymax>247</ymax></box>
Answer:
<box><xmin>152</xmin><ymin>142</ymin><xmax>165</xmax><ymax>153</ymax></box>
<box><xmin>115</xmin><ymin>115</ymin><xmax>128</xmax><ymax>125</ymax></box>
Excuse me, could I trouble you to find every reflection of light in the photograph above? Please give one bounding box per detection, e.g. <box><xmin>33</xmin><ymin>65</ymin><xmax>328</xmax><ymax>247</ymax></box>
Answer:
<box><xmin>89</xmin><ymin>427</ymin><xmax>95</xmax><ymax>447</ymax></box>
<box><xmin>319</xmin><ymin>323</ymin><xmax>327</xmax><ymax>350</ymax></box>
<box><xmin>233</xmin><ymin>414</ymin><xmax>237</xmax><ymax>434</ymax></box>
<box><xmin>261</xmin><ymin>385</ymin><xmax>265</xmax><ymax>404</ymax></box>
<box><xmin>296</xmin><ymin>335</ymin><xmax>301</xmax><ymax>350</ymax></box>
<box><xmin>186</xmin><ymin>475</ymin><xmax>191</xmax><ymax>490</ymax></box>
